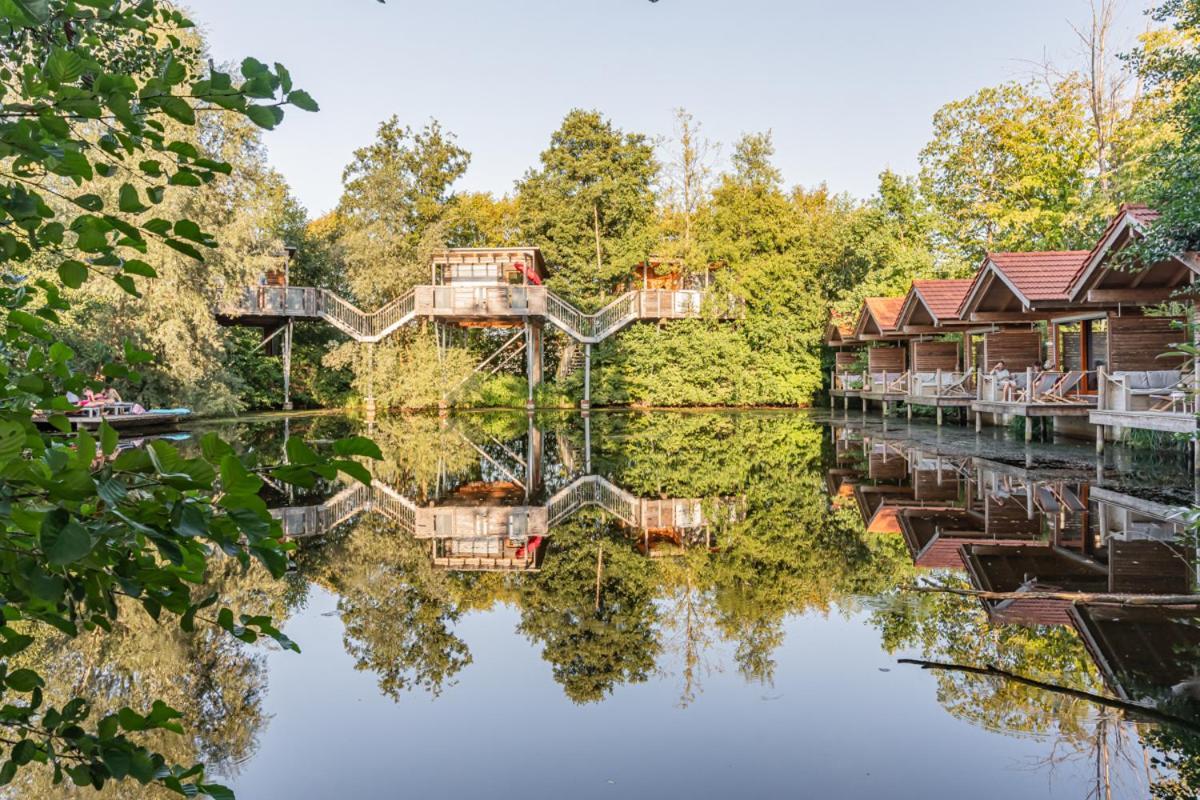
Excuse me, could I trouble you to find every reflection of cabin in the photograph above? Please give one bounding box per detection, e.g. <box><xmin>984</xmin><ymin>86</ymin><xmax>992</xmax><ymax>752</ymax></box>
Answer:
<box><xmin>1071</xmin><ymin>605</ymin><xmax>1200</xmax><ymax>704</ymax></box>
<box><xmin>430</xmin><ymin>535</ymin><xmax>545</xmax><ymax>572</ymax></box>
<box><xmin>961</xmin><ymin>544</ymin><xmax>1107</xmax><ymax>626</ymax></box>
<box><xmin>897</xmin><ymin>508</ymin><xmax>1041</xmax><ymax>570</ymax></box>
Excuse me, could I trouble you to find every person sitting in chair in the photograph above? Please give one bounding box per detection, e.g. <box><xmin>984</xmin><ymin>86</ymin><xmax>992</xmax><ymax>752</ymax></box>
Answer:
<box><xmin>989</xmin><ymin>360</ymin><xmax>1017</xmax><ymax>401</ymax></box>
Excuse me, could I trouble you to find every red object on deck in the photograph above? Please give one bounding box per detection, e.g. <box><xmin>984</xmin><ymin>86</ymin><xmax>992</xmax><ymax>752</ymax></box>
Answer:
<box><xmin>514</xmin><ymin>262</ymin><xmax>542</xmax><ymax>285</ymax></box>
<box><xmin>515</xmin><ymin>535</ymin><xmax>543</xmax><ymax>559</ymax></box>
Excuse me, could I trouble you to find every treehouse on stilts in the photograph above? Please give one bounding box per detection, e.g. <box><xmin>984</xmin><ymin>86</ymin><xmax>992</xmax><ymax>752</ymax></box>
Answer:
<box><xmin>216</xmin><ymin>247</ymin><xmax>739</xmax><ymax>412</ymax></box>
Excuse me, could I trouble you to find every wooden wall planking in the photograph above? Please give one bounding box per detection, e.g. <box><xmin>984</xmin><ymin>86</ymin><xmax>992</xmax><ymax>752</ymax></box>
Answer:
<box><xmin>911</xmin><ymin>341</ymin><xmax>960</xmax><ymax>372</ymax></box>
<box><xmin>867</xmin><ymin>346</ymin><xmax>906</xmax><ymax>373</ymax></box>
<box><xmin>1106</xmin><ymin>313</ymin><xmax>1186</xmax><ymax>371</ymax></box>
<box><xmin>982</xmin><ymin>330</ymin><xmax>1041</xmax><ymax>371</ymax></box>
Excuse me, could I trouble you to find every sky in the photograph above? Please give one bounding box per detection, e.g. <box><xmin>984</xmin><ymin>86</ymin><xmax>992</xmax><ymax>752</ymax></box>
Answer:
<box><xmin>190</xmin><ymin>0</ymin><xmax>1156</xmax><ymax>217</ymax></box>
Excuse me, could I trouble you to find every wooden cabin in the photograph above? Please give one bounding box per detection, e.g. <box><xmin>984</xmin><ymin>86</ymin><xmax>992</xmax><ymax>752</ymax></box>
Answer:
<box><xmin>622</xmin><ymin>258</ymin><xmax>724</xmax><ymax>292</ymax></box>
<box><xmin>957</xmin><ymin>250</ymin><xmax>1098</xmax><ymax>437</ymax></box>
<box><xmin>1070</xmin><ymin>605</ymin><xmax>1200</xmax><ymax>704</ymax></box>
<box><xmin>1071</xmin><ymin>206</ymin><xmax>1200</xmax><ymax>445</ymax></box>
<box><xmin>825</xmin><ymin>313</ymin><xmax>864</xmax><ymax>406</ymax></box>
<box><xmin>895</xmin><ymin>279</ymin><xmax>977</xmax><ymax>421</ymax></box>
<box><xmin>853</xmin><ymin>297</ymin><xmax>909</xmax><ymax>408</ymax></box>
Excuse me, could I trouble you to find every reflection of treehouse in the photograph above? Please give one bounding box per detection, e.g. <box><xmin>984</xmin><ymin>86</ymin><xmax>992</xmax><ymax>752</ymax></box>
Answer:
<box><xmin>273</xmin><ymin>472</ymin><xmax>735</xmax><ymax>570</ymax></box>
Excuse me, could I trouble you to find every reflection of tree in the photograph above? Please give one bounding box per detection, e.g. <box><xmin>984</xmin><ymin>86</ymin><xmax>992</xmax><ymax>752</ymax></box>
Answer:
<box><xmin>517</xmin><ymin>514</ymin><xmax>661</xmax><ymax>703</ymax></box>
<box><xmin>299</xmin><ymin>515</ymin><xmax>472</xmax><ymax>698</ymax></box>
<box><xmin>10</xmin><ymin>559</ymin><xmax>281</xmax><ymax>799</ymax></box>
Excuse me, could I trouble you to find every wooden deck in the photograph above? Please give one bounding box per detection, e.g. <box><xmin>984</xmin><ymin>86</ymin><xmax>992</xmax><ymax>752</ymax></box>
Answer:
<box><xmin>971</xmin><ymin>399</ymin><xmax>1094</xmax><ymax>418</ymax></box>
<box><xmin>1090</xmin><ymin>408</ymin><xmax>1199</xmax><ymax>435</ymax></box>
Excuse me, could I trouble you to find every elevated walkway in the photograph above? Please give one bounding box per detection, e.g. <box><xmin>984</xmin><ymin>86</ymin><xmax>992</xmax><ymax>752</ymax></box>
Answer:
<box><xmin>219</xmin><ymin>285</ymin><xmax>735</xmax><ymax>345</ymax></box>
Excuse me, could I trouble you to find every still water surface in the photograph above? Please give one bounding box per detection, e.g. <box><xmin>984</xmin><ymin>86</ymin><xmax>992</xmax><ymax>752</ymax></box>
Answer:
<box><xmin>27</xmin><ymin>411</ymin><xmax>1200</xmax><ymax>798</ymax></box>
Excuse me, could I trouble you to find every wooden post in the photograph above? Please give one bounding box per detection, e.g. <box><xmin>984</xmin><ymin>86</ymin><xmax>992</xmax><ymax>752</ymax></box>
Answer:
<box><xmin>975</xmin><ymin>411</ymin><xmax>982</xmax><ymax>432</ymax></box>
<box><xmin>936</xmin><ymin>406</ymin><xmax>943</xmax><ymax>427</ymax></box>
<box><xmin>582</xmin><ymin>343</ymin><xmax>592</xmax><ymax>410</ymax></box>
<box><xmin>1095</xmin><ymin>365</ymin><xmax>1107</xmax><ymax>454</ymax></box>
<box><xmin>829</xmin><ymin>369</ymin><xmax>835</xmax><ymax>409</ymax></box>
<box><xmin>1025</xmin><ymin>414</ymin><xmax>1033</xmax><ymax>443</ymax></box>
<box><xmin>525</xmin><ymin>319</ymin><xmax>536</xmax><ymax>412</ymax></box>
<box><xmin>1025</xmin><ymin>366</ymin><xmax>1034</xmax><ymax>403</ymax></box>
<box><xmin>282</xmin><ymin>318</ymin><xmax>293</xmax><ymax>411</ymax></box>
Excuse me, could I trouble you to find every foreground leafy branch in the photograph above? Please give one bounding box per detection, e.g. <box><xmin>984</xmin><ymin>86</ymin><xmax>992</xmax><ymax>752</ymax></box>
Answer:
<box><xmin>0</xmin><ymin>2</ymin><xmax>376</xmax><ymax>797</ymax></box>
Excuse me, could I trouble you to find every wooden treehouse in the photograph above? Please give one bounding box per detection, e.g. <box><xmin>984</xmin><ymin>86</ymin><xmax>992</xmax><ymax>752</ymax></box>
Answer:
<box><xmin>217</xmin><ymin>247</ymin><xmax>740</xmax><ymax>410</ymax></box>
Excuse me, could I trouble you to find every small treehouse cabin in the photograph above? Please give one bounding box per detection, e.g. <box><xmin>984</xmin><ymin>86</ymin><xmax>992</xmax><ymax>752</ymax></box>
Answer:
<box><xmin>895</xmin><ymin>279</ymin><xmax>976</xmax><ymax>419</ymax></box>
<box><xmin>855</xmin><ymin>297</ymin><xmax>909</xmax><ymax>407</ymax></box>
<box><xmin>1073</xmin><ymin>206</ymin><xmax>1200</xmax><ymax>444</ymax></box>
<box><xmin>826</xmin><ymin>313</ymin><xmax>863</xmax><ymax>404</ymax></box>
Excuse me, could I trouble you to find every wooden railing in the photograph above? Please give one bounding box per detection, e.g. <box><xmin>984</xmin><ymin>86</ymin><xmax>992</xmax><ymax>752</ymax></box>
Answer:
<box><xmin>545</xmin><ymin>475</ymin><xmax>640</xmax><ymax>527</ymax></box>
<box><xmin>1095</xmin><ymin>367</ymin><xmax>1196</xmax><ymax>415</ymax></box>
<box><xmin>909</xmin><ymin>369</ymin><xmax>976</xmax><ymax>400</ymax></box>
<box><xmin>978</xmin><ymin>368</ymin><xmax>1091</xmax><ymax>405</ymax></box>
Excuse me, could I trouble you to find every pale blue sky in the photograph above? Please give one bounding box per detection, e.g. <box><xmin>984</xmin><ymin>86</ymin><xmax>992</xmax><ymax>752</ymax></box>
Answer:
<box><xmin>190</xmin><ymin>0</ymin><xmax>1154</xmax><ymax>216</ymax></box>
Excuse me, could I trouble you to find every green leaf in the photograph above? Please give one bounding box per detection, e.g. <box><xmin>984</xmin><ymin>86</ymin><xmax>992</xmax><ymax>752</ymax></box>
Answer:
<box><xmin>245</xmin><ymin>104</ymin><xmax>284</xmax><ymax>130</ymax></box>
<box><xmin>118</xmin><ymin>183</ymin><xmax>147</xmax><ymax>213</ymax></box>
<box><xmin>74</xmin><ymin>194</ymin><xmax>103</xmax><ymax>212</ymax></box>
<box><xmin>0</xmin><ymin>420</ymin><xmax>25</xmax><ymax>462</ymax></box>
<box><xmin>40</xmin><ymin>510</ymin><xmax>93</xmax><ymax>565</ymax></box>
<box><xmin>45</xmin><ymin>48</ymin><xmax>85</xmax><ymax>85</ymax></box>
<box><xmin>3</xmin><ymin>0</ymin><xmax>49</xmax><ymax>25</ymax></box>
<box><xmin>333</xmin><ymin>459</ymin><xmax>372</xmax><ymax>486</ymax></box>
<box><xmin>5</xmin><ymin>669</ymin><xmax>42</xmax><ymax>692</ymax></box>
<box><xmin>57</xmin><ymin>260</ymin><xmax>88</xmax><ymax>288</ymax></box>
<box><xmin>99</xmin><ymin>421</ymin><xmax>118</xmax><ymax>455</ymax></box>
<box><xmin>333</xmin><ymin>435</ymin><xmax>383</xmax><ymax>459</ymax></box>
<box><xmin>157</xmin><ymin>95</ymin><xmax>196</xmax><ymax>125</ymax></box>
<box><xmin>122</xmin><ymin>259</ymin><xmax>157</xmax><ymax>278</ymax></box>
<box><xmin>287</xmin><ymin>90</ymin><xmax>319</xmax><ymax>112</ymax></box>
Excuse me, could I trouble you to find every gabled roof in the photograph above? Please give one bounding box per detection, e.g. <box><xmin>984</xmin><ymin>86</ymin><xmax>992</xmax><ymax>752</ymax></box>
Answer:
<box><xmin>824</xmin><ymin>312</ymin><xmax>857</xmax><ymax>346</ymax></box>
<box><xmin>1067</xmin><ymin>203</ymin><xmax>1197</xmax><ymax>302</ymax></box>
<box><xmin>958</xmin><ymin>251</ymin><xmax>1091</xmax><ymax>317</ymax></box>
<box><xmin>855</xmin><ymin>296</ymin><xmax>905</xmax><ymax>338</ymax></box>
<box><xmin>897</xmin><ymin>279</ymin><xmax>974</xmax><ymax>328</ymax></box>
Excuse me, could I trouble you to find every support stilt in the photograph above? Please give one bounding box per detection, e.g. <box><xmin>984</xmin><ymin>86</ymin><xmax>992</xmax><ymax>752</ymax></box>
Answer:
<box><xmin>1096</xmin><ymin>424</ymin><xmax>1105</xmax><ymax>455</ymax></box>
<box><xmin>975</xmin><ymin>411</ymin><xmax>982</xmax><ymax>433</ymax></box>
<box><xmin>282</xmin><ymin>318</ymin><xmax>293</xmax><ymax>411</ymax></box>
<box><xmin>1024</xmin><ymin>416</ymin><xmax>1033</xmax><ymax>443</ymax></box>
<box><xmin>906</xmin><ymin>403</ymin><xmax>912</xmax><ymax>421</ymax></box>
<box><xmin>581</xmin><ymin>343</ymin><xmax>591</xmax><ymax>410</ymax></box>
<box><xmin>936</xmin><ymin>406</ymin><xmax>943</xmax><ymax>427</ymax></box>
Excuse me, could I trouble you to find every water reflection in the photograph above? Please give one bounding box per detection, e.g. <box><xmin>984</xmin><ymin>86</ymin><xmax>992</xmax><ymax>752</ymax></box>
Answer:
<box><xmin>18</xmin><ymin>411</ymin><xmax>1200</xmax><ymax>798</ymax></box>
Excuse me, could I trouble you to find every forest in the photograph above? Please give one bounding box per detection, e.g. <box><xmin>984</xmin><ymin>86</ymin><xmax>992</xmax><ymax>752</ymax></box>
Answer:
<box><xmin>37</xmin><ymin>1</ymin><xmax>1200</xmax><ymax>414</ymax></box>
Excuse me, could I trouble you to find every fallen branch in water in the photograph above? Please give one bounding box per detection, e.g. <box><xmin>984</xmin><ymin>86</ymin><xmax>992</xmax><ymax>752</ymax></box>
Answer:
<box><xmin>901</xmin><ymin>584</ymin><xmax>1200</xmax><ymax>607</ymax></box>
<box><xmin>898</xmin><ymin>658</ymin><xmax>1200</xmax><ymax>733</ymax></box>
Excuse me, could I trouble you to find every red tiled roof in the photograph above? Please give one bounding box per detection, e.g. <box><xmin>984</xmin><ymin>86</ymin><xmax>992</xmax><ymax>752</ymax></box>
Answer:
<box><xmin>1069</xmin><ymin>204</ymin><xmax>1162</xmax><ymax>294</ymax></box>
<box><xmin>985</xmin><ymin>250</ymin><xmax>1091</xmax><ymax>302</ymax></box>
<box><xmin>911</xmin><ymin>279</ymin><xmax>974</xmax><ymax>322</ymax></box>
<box><xmin>864</xmin><ymin>296</ymin><xmax>905</xmax><ymax>331</ymax></box>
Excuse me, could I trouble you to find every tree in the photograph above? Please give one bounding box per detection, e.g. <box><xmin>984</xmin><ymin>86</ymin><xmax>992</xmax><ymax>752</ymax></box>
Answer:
<box><xmin>656</xmin><ymin>107</ymin><xmax>719</xmax><ymax>273</ymax></box>
<box><xmin>1129</xmin><ymin>0</ymin><xmax>1200</xmax><ymax>262</ymax></box>
<box><xmin>0</xmin><ymin>2</ymin><xmax>380</xmax><ymax>795</ymax></box>
<box><xmin>516</xmin><ymin>109</ymin><xmax>658</xmax><ymax>306</ymax></box>
<box><xmin>336</xmin><ymin>117</ymin><xmax>470</xmax><ymax>304</ymax></box>
<box><xmin>919</xmin><ymin>80</ymin><xmax>1097</xmax><ymax>259</ymax></box>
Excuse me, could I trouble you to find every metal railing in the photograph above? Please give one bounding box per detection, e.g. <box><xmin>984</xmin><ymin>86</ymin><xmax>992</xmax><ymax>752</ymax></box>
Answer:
<box><xmin>545</xmin><ymin>475</ymin><xmax>640</xmax><ymax>528</ymax></box>
<box><xmin>317</xmin><ymin>290</ymin><xmax>416</xmax><ymax>341</ymax></box>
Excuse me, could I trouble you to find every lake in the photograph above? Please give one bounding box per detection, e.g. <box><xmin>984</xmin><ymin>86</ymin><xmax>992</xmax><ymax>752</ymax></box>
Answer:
<box><xmin>22</xmin><ymin>410</ymin><xmax>1200</xmax><ymax>799</ymax></box>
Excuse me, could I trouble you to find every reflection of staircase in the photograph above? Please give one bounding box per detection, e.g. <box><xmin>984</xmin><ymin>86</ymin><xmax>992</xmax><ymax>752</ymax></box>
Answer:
<box><xmin>272</xmin><ymin>482</ymin><xmax>417</xmax><ymax>538</ymax></box>
<box><xmin>557</xmin><ymin>343</ymin><xmax>586</xmax><ymax>379</ymax></box>
<box><xmin>545</xmin><ymin>475</ymin><xmax>641</xmax><ymax>528</ymax></box>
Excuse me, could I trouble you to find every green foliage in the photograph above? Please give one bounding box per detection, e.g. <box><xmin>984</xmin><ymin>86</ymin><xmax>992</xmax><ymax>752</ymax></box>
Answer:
<box><xmin>517</xmin><ymin>109</ymin><xmax>658</xmax><ymax>307</ymax></box>
<box><xmin>0</xmin><ymin>2</ymin><xmax>379</xmax><ymax>795</ymax></box>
